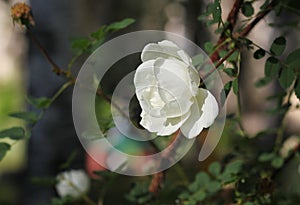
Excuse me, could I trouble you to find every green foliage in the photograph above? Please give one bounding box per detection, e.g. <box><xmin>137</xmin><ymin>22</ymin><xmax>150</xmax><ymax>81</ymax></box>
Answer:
<box><xmin>71</xmin><ymin>18</ymin><xmax>135</xmax><ymax>54</ymax></box>
<box><xmin>0</xmin><ymin>143</ymin><xmax>10</xmax><ymax>161</ymax></box>
<box><xmin>242</xmin><ymin>2</ymin><xmax>255</xmax><ymax>17</ymax></box>
<box><xmin>198</xmin><ymin>0</ymin><xmax>223</xmax><ymax>29</ymax></box>
<box><xmin>286</xmin><ymin>48</ymin><xmax>300</xmax><ymax>75</ymax></box>
<box><xmin>126</xmin><ymin>181</ymin><xmax>153</xmax><ymax>204</ymax></box>
<box><xmin>27</xmin><ymin>96</ymin><xmax>51</xmax><ymax>109</ymax></box>
<box><xmin>270</xmin><ymin>36</ymin><xmax>286</xmax><ymax>56</ymax></box>
<box><xmin>0</xmin><ymin>127</ymin><xmax>25</xmax><ymax>140</ymax></box>
<box><xmin>265</xmin><ymin>57</ymin><xmax>281</xmax><ymax>78</ymax></box>
<box><xmin>9</xmin><ymin>111</ymin><xmax>39</xmax><ymax>124</ymax></box>
<box><xmin>279</xmin><ymin>66</ymin><xmax>295</xmax><ymax>89</ymax></box>
<box><xmin>254</xmin><ymin>49</ymin><xmax>266</xmax><ymax>59</ymax></box>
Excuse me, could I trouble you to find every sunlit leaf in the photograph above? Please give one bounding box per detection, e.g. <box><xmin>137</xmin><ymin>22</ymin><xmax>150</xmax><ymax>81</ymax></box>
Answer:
<box><xmin>106</xmin><ymin>18</ymin><xmax>135</xmax><ymax>32</ymax></box>
<box><xmin>0</xmin><ymin>127</ymin><xmax>25</xmax><ymax>140</ymax></box>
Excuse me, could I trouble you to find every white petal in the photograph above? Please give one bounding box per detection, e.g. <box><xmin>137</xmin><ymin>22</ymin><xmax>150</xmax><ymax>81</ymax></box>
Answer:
<box><xmin>154</xmin><ymin>58</ymin><xmax>196</xmax><ymax>117</ymax></box>
<box><xmin>140</xmin><ymin>110</ymin><xmax>190</xmax><ymax>136</ymax></box>
<box><xmin>181</xmin><ymin>89</ymin><xmax>219</xmax><ymax>139</ymax></box>
<box><xmin>141</xmin><ymin>40</ymin><xmax>194</xmax><ymax>65</ymax></box>
<box><xmin>134</xmin><ymin>60</ymin><xmax>156</xmax><ymax>91</ymax></box>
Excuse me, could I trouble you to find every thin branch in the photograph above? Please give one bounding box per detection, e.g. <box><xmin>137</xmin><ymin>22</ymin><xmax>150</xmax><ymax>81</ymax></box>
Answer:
<box><xmin>240</xmin><ymin>0</ymin><xmax>280</xmax><ymax>37</ymax></box>
<box><xmin>211</xmin><ymin>0</ymin><xmax>243</xmax><ymax>63</ymax></box>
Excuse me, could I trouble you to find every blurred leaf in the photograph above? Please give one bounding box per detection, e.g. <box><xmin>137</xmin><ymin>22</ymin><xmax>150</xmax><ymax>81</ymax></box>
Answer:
<box><xmin>271</xmin><ymin>157</ymin><xmax>284</xmax><ymax>168</ymax></box>
<box><xmin>258</xmin><ymin>152</ymin><xmax>275</xmax><ymax>162</ymax></box>
<box><xmin>204</xmin><ymin>42</ymin><xmax>214</xmax><ymax>54</ymax></box>
<box><xmin>233</xmin><ymin>78</ymin><xmax>239</xmax><ymax>95</ymax></box>
<box><xmin>30</xmin><ymin>176</ymin><xmax>57</xmax><ymax>186</ymax></box>
<box><xmin>260</xmin><ymin>0</ymin><xmax>270</xmax><ymax>10</ymax></box>
<box><xmin>242</xmin><ymin>2</ymin><xmax>254</xmax><ymax>17</ymax></box>
<box><xmin>270</xmin><ymin>36</ymin><xmax>286</xmax><ymax>56</ymax></box>
<box><xmin>27</xmin><ymin>96</ymin><xmax>51</xmax><ymax>109</ymax></box>
<box><xmin>224</xmin><ymin>160</ymin><xmax>243</xmax><ymax>174</ymax></box>
<box><xmin>224</xmin><ymin>81</ymin><xmax>232</xmax><ymax>97</ymax></box>
<box><xmin>192</xmin><ymin>190</ymin><xmax>206</xmax><ymax>201</ymax></box>
<box><xmin>0</xmin><ymin>127</ymin><xmax>25</xmax><ymax>140</ymax></box>
<box><xmin>279</xmin><ymin>67</ymin><xmax>295</xmax><ymax>89</ymax></box>
<box><xmin>223</xmin><ymin>68</ymin><xmax>236</xmax><ymax>77</ymax></box>
<box><xmin>254</xmin><ymin>49</ymin><xmax>266</xmax><ymax>59</ymax></box>
<box><xmin>265</xmin><ymin>57</ymin><xmax>281</xmax><ymax>78</ymax></box>
<box><xmin>221</xmin><ymin>160</ymin><xmax>243</xmax><ymax>184</ymax></box>
<box><xmin>9</xmin><ymin>111</ymin><xmax>39</xmax><ymax>124</ymax></box>
<box><xmin>71</xmin><ymin>38</ymin><xmax>90</xmax><ymax>51</ymax></box>
<box><xmin>91</xmin><ymin>25</ymin><xmax>106</xmax><ymax>40</ymax></box>
<box><xmin>286</xmin><ymin>48</ymin><xmax>300</xmax><ymax>75</ymax></box>
<box><xmin>192</xmin><ymin>54</ymin><xmax>205</xmax><ymax>67</ymax></box>
<box><xmin>126</xmin><ymin>181</ymin><xmax>152</xmax><ymax>204</ymax></box>
<box><xmin>208</xmin><ymin>161</ymin><xmax>221</xmax><ymax>176</ymax></box>
<box><xmin>206</xmin><ymin>181</ymin><xmax>221</xmax><ymax>193</ymax></box>
<box><xmin>0</xmin><ymin>143</ymin><xmax>10</xmax><ymax>161</ymax></box>
<box><xmin>294</xmin><ymin>79</ymin><xmax>300</xmax><ymax>100</ymax></box>
<box><xmin>255</xmin><ymin>76</ymin><xmax>273</xmax><ymax>87</ymax></box>
<box><xmin>221</xmin><ymin>81</ymin><xmax>232</xmax><ymax>106</ymax></box>
<box><xmin>105</xmin><ymin>18</ymin><xmax>135</xmax><ymax>32</ymax></box>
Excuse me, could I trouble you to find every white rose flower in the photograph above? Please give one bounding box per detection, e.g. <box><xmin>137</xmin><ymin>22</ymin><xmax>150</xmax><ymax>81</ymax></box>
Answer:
<box><xmin>56</xmin><ymin>169</ymin><xmax>90</xmax><ymax>198</ymax></box>
<box><xmin>134</xmin><ymin>40</ymin><xmax>219</xmax><ymax>139</ymax></box>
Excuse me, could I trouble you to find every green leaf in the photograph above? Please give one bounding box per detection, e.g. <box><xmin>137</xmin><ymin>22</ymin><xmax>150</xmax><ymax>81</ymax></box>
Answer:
<box><xmin>192</xmin><ymin>54</ymin><xmax>205</xmax><ymax>67</ymax></box>
<box><xmin>265</xmin><ymin>57</ymin><xmax>281</xmax><ymax>78</ymax></box>
<box><xmin>254</xmin><ymin>49</ymin><xmax>266</xmax><ymax>59</ymax></box>
<box><xmin>204</xmin><ymin>42</ymin><xmax>214</xmax><ymax>54</ymax></box>
<box><xmin>224</xmin><ymin>160</ymin><xmax>243</xmax><ymax>174</ymax></box>
<box><xmin>294</xmin><ymin>79</ymin><xmax>300</xmax><ymax>100</ymax></box>
<box><xmin>221</xmin><ymin>160</ymin><xmax>243</xmax><ymax>184</ymax></box>
<box><xmin>192</xmin><ymin>190</ymin><xmax>206</xmax><ymax>202</ymax></box>
<box><xmin>224</xmin><ymin>81</ymin><xmax>232</xmax><ymax>97</ymax></box>
<box><xmin>0</xmin><ymin>143</ymin><xmax>10</xmax><ymax>161</ymax></box>
<box><xmin>223</xmin><ymin>68</ymin><xmax>236</xmax><ymax>77</ymax></box>
<box><xmin>233</xmin><ymin>78</ymin><xmax>239</xmax><ymax>95</ymax></box>
<box><xmin>220</xmin><ymin>81</ymin><xmax>232</xmax><ymax>106</ymax></box>
<box><xmin>271</xmin><ymin>157</ymin><xmax>284</xmax><ymax>168</ymax></box>
<box><xmin>260</xmin><ymin>0</ymin><xmax>270</xmax><ymax>10</ymax></box>
<box><xmin>279</xmin><ymin>67</ymin><xmax>295</xmax><ymax>89</ymax></box>
<box><xmin>0</xmin><ymin>127</ymin><xmax>25</xmax><ymax>140</ymax></box>
<box><xmin>195</xmin><ymin>172</ymin><xmax>210</xmax><ymax>185</ymax></box>
<box><xmin>9</xmin><ymin>111</ymin><xmax>39</xmax><ymax>124</ymax></box>
<box><xmin>211</xmin><ymin>0</ymin><xmax>222</xmax><ymax>24</ymax></box>
<box><xmin>242</xmin><ymin>2</ymin><xmax>254</xmax><ymax>17</ymax></box>
<box><xmin>286</xmin><ymin>48</ymin><xmax>300</xmax><ymax>75</ymax></box>
<box><xmin>91</xmin><ymin>25</ymin><xmax>106</xmax><ymax>40</ymax></box>
<box><xmin>258</xmin><ymin>152</ymin><xmax>275</xmax><ymax>162</ymax></box>
<box><xmin>106</xmin><ymin>18</ymin><xmax>135</xmax><ymax>32</ymax></box>
<box><xmin>244</xmin><ymin>202</ymin><xmax>254</xmax><ymax>205</ymax></box>
<box><xmin>270</xmin><ymin>36</ymin><xmax>286</xmax><ymax>56</ymax></box>
<box><xmin>208</xmin><ymin>161</ymin><xmax>221</xmax><ymax>176</ymax></box>
<box><xmin>206</xmin><ymin>181</ymin><xmax>221</xmax><ymax>193</ymax></box>
<box><xmin>71</xmin><ymin>38</ymin><xmax>90</xmax><ymax>51</ymax></box>
<box><xmin>255</xmin><ymin>76</ymin><xmax>273</xmax><ymax>87</ymax></box>
<box><xmin>27</xmin><ymin>96</ymin><xmax>51</xmax><ymax>109</ymax></box>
